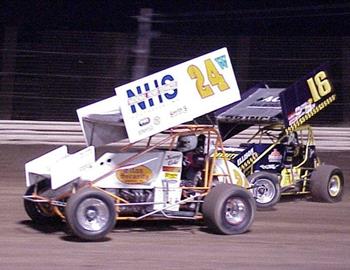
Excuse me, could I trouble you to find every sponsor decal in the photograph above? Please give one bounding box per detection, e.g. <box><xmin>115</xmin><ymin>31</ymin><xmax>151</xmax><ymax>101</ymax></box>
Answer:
<box><xmin>237</xmin><ymin>148</ymin><xmax>255</xmax><ymax>166</ymax></box>
<box><xmin>169</xmin><ymin>105</ymin><xmax>188</xmax><ymax>118</ymax></box>
<box><xmin>127</xmin><ymin>79</ymin><xmax>178</xmax><ymax>114</ymax></box>
<box><xmin>139</xmin><ymin>117</ymin><xmax>150</xmax><ymax>127</ymax></box>
<box><xmin>236</xmin><ymin>148</ymin><xmax>259</xmax><ymax>170</ymax></box>
<box><xmin>165</xmin><ymin>153</ymin><xmax>182</xmax><ymax>166</ymax></box>
<box><xmin>138</xmin><ymin>125</ymin><xmax>154</xmax><ymax>136</ymax></box>
<box><xmin>268</xmin><ymin>149</ymin><xmax>282</xmax><ymax>163</ymax></box>
<box><xmin>165</xmin><ymin>172</ymin><xmax>179</xmax><ymax>180</ymax></box>
<box><xmin>215</xmin><ymin>55</ymin><xmax>228</xmax><ymax>69</ymax></box>
<box><xmin>224</xmin><ymin>115</ymin><xmax>279</xmax><ymax>122</ymax></box>
<box><xmin>239</xmin><ymin>155</ymin><xmax>258</xmax><ymax>170</ymax></box>
<box><xmin>116</xmin><ymin>165</ymin><xmax>153</xmax><ymax>184</ymax></box>
<box><xmin>162</xmin><ymin>166</ymin><xmax>181</xmax><ymax>172</ymax></box>
<box><xmin>248</xmin><ymin>95</ymin><xmax>280</xmax><ymax>108</ymax></box>
<box><xmin>153</xmin><ymin>116</ymin><xmax>160</xmax><ymax>125</ymax></box>
<box><xmin>288</xmin><ymin>101</ymin><xmax>315</xmax><ymax>126</ymax></box>
<box><xmin>212</xmin><ymin>152</ymin><xmax>238</xmax><ymax>159</ymax></box>
<box><xmin>260</xmin><ymin>164</ymin><xmax>279</xmax><ymax>170</ymax></box>
<box><xmin>286</xmin><ymin>94</ymin><xmax>336</xmax><ymax>132</ymax></box>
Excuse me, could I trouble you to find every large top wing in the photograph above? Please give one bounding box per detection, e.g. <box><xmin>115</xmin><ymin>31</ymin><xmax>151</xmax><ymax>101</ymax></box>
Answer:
<box><xmin>217</xmin><ymin>86</ymin><xmax>285</xmax><ymax>124</ymax></box>
<box><xmin>217</xmin><ymin>64</ymin><xmax>336</xmax><ymax>140</ymax></box>
<box><xmin>216</xmin><ymin>85</ymin><xmax>285</xmax><ymax>140</ymax></box>
<box><xmin>77</xmin><ymin>47</ymin><xmax>242</xmax><ymax>146</ymax></box>
<box><xmin>280</xmin><ymin>64</ymin><xmax>336</xmax><ymax>132</ymax></box>
<box><xmin>115</xmin><ymin>47</ymin><xmax>241</xmax><ymax>143</ymax></box>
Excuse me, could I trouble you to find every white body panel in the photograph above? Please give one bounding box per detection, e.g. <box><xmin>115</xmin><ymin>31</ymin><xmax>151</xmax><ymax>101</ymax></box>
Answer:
<box><xmin>88</xmin><ymin>151</ymin><xmax>164</xmax><ymax>189</ymax></box>
<box><xmin>88</xmin><ymin>150</ymin><xmax>183</xmax><ymax>211</ymax></box>
<box><xmin>50</xmin><ymin>147</ymin><xmax>95</xmax><ymax>189</ymax></box>
<box><xmin>25</xmin><ymin>146</ymin><xmax>95</xmax><ymax>189</ymax></box>
<box><xmin>153</xmin><ymin>151</ymin><xmax>183</xmax><ymax>211</ymax></box>
<box><xmin>25</xmin><ymin>146</ymin><xmax>183</xmax><ymax>211</ymax></box>
<box><xmin>25</xmin><ymin>146</ymin><xmax>69</xmax><ymax>187</ymax></box>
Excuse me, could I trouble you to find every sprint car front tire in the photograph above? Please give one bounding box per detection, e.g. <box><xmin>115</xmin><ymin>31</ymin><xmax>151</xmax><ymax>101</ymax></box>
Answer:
<box><xmin>202</xmin><ymin>183</ymin><xmax>256</xmax><ymax>235</ymax></box>
<box><xmin>65</xmin><ymin>188</ymin><xmax>116</xmax><ymax>241</ymax></box>
<box><xmin>248</xmin><ymin>172</ymin><xmax>281</xmax><ymax>209</ymax></box>
<box><xmin>24</xmin><ymin>179</ymin><xmax>61</xmax><ymax>224</ymax></box>
<box><xmin>310</xmin><ymin>165</ymin><xmax>344</xmax><ymax>203</ymax></box>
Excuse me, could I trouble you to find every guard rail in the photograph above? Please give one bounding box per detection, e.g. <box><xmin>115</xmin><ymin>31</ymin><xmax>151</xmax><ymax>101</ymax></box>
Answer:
<box><xmin>0</xmin><ymin>120</ymin><xmax>350</xmax><ymax>151</ymax></box>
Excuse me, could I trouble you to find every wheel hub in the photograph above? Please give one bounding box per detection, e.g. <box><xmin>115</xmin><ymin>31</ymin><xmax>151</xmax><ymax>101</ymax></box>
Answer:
<box><xmin>258</xmin><ymin>186</ymin><xmax>267</xmax><ymax>195</ymax></box>
<box><xmin>86</xmin><ymin>208</ymin><xmax>98</xmax><ymax>221</ymax></box>
<box><xmin>254</xmin><ymin>179</ymin><xmax>276</xmax><ymax>204</ymax></box>
<box><xmin>328</xmin><ymin>175</ymin><xmax>341</xmax><ymax>197</ymax></box>
<box><xmin>76</xmin><ymin>198</ymin><xmax>110</xmax><ymax>232</ymax></box>
<box><xmin>225</xmin><ymin>198</ymin><xmax>247</xmax><ymax>225</ymax></box>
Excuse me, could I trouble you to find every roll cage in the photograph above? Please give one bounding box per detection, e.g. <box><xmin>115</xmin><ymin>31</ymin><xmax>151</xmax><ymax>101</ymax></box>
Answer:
<box><xmin>236</xmin><ymin>124</ymin><xmax>320</xmax><ymax>194</ymax></box>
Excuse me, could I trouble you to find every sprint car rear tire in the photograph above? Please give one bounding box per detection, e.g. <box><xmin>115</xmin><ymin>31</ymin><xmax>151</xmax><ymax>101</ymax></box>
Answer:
<box><xmin>24</xmin><ymin>179</ymin><xmax>61</xmax><ymax>224</ymax></box>
<box><xmin>202</xmin><ymin>183</ymin><xmax>256</xmax><ymax>235</ymax></box>
<box><xmin>310</xmin><ymin>165</ymin><xmax>344</xmax><ymax>203</ymax></box>
<box><xmin>248</xmin><ymin>172</ymin><xmax>281</xmax><ymax>209</ymax></box>
<box><xmin>65</xmin><ymin>188</ymin><xmax>116</xmax><ymax>241</ymax></box>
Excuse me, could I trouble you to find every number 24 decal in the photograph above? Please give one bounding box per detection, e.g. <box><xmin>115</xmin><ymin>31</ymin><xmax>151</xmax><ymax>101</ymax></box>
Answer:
<box><xmin>187</xmin><ymin>59</ymin><xmax>230</xmax><ymax>99</ymax></box>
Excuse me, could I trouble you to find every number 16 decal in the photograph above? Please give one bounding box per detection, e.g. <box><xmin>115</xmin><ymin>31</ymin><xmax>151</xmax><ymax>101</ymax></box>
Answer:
<box><xmin>187</xmin><ymin>58</ymin><xmax>230</xmax><ymax>99</ymax></box>
<box><xmin>307</xmin><ymin>71</ymin><xmax>332</xmax><ymax>103</ymax></box>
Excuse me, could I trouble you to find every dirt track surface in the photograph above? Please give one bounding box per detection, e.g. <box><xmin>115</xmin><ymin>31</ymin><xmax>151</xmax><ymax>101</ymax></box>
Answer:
<box><xmin>1</xmin><ymin>145</ymin><xmax>350</xmax><ymax>270</ymax></box>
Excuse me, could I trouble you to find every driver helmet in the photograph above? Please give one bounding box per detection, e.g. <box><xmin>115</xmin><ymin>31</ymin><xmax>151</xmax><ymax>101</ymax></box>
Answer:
<box><xmin>176</xmin><ymin>135</ymin><xmax>198</xmax><ymax>152</ymax></box>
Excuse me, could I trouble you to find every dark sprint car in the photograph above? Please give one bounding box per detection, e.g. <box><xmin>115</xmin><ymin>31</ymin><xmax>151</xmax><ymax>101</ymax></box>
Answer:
<box><xmin>215</xmin><ymin>64</ymin><xmax>344</xmax><ymax>208</ymax></box>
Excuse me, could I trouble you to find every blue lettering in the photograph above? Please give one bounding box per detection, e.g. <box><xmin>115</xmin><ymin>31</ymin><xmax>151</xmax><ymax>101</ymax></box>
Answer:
<box><xmin>128</xmin><ymin>74</ymin><xmax>178</xmax><ymax>114</ymax></box>
<box><xmin>154</xmin><ymin>79</ymin><xmax>163</xmax><ymax>103</ymax></box>
<box><xmin>144</xmin><ymin>83</ymin><xmax>154</xmax><ymax>107</ymax></box>
<box><xmin>127</xmin><ymin>86</ymin><xmax>146</xmax><ymax>113</ymax></box>
<box><xmin>162</xmin><ymin>75</ymin><xmax>177</xmax><ymax>100</ymax></box>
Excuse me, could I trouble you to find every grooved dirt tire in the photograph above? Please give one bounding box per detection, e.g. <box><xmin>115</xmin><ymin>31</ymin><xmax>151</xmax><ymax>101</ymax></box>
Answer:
<box><xmin>202</xmin><ymin>183</ymin><xmax>256</xmax><ymax>235</ymax></box>
<box><xmin>65</xmin><ymin>188</ymin><xmax>116</xmax><ymax>241</ymax></box>
<box><xmin>310</xmin><ymin>165</ymin><xmax>344</xmax><ymax>203</ymax></box>
<box><xmin>248</xmin><ymin>172</ymin><xmax>281</xmax><ymax>209</ymax></box>
<box><xmin>24</xmin><ymin>179</ymin><xmax>61</xmax><ymax>224</ymax></box>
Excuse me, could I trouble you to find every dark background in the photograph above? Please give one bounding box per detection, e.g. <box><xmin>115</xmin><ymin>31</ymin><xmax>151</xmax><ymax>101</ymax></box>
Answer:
<box><xmin>2</xmin><ymin>1</ymin><xmax>350</xmax><ymax>35</ymax></box>
<box><xmin>1</xmin><ymin>1</ymin><xmax>350</xmax><ymax>122</ymax></box>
